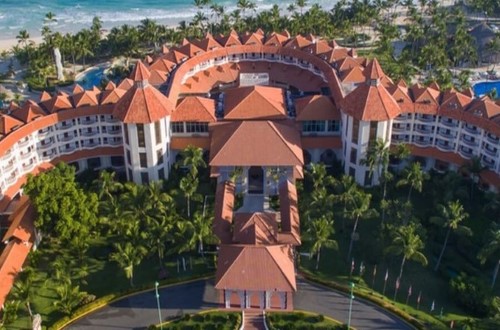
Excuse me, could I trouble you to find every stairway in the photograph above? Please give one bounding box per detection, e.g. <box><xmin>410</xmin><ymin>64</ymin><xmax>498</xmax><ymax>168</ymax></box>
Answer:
<box><xmin>243</xmin><ymin>311</ymin><xmax>266</xmax><ymax>330</ymax></box>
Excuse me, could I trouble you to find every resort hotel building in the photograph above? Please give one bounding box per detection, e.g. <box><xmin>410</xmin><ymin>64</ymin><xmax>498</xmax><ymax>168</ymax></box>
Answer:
<box><xmin>1</xmin><ymin>30</ymin><xmax>499</xmax><ymax>310</ymax></box>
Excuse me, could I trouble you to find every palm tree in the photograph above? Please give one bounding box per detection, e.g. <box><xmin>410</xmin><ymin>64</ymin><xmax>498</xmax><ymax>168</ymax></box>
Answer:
<box><xmin>296</xmin><ymin>0</ymin><xmax>308</xmax><ymax>15</ymax></box>
<box><xmin>94</xmin><ymin>170</ymin><xmax>123</xmax><ymax>201</ymax></box>
<box><xmin>385</xmin><ymin>223</ymin><xmax>428</xmax><ymax>281</ymax></box>
<box><xmin>431</xmin><ymin>200</ymin><xmax>471</xmax><ymax>271</ymax></box>
<box><xmin>306</xmin><ymin>214</ymin><xmax>338</xmax><ymax>270</ymax></box>
<box><xmin>181</xmin><ymin>145</ymin><xmax>206</xmax><ymax>178</ymax></box>
<box><xmin>44</xmin><ymin>12</ymin><xmax>57</xmax><ymax>24</ymax></box>
<box><xmin>190</xmin><ymin>211</ymin><xmax>214</xmax><ymax>258</ymax></box>
<box><xmin>1</xmin><ymin>299</ymin><xmax>21</xmax><ymax>325</ymax></box>
<box><xmin>16</xmin><ymin>30</ymin><xmax>30</xmax><ymax>48</ymax></box>
<box><xmin>334</xmin><ymin>175</ymin><xmax>359</xmax><ymax>230</ymax></box>
<box><xmin>11</xmin><ymin>267</ymin><xmax>35</xmax><ymax>318</ymax></box>
<box><xmin>53</xmin><ymin>280</ymin><xmax>87</xmax><ymax>315</ymax></box>
<box><xmin>110</xmin><ymin>241</ymin><xmax>147</xmax><ymax>286</ymax></box>
<box><xmin>460</xmin><ymin>156</ymin><xmax>486</xmax><ymax>201</ymax></box>
<box><xmin>180</xmin><ymin>175</ymin><xmax>199</xmax><ymax>218</ymax></box>
<box><xmin>397</xmin><ymin>162</ymin><xmax>428</xmax><ymax>202</ymax></box>
<box><xmin>345</xmin><ymin>190</ymin><xmax>378</xmax><ymax>262</ymax></box>
<box><xmin>146</xmin><ymin>214</ymin><xmax>174</xmax><ymax>269</ymax></box>
<box><xmin>237</xmin><ymin>0</ymin><xmax>256</xmax><ymax>17</ymax></box>
<box><xmin>139</xmin><ymin>18</ymin><xmax>161</xmax><ymax>50</ymax></box>
<box><xmin>478</xmin><ymin>223</ymin><xmax>500</xmax><ymax>288</ymax></box>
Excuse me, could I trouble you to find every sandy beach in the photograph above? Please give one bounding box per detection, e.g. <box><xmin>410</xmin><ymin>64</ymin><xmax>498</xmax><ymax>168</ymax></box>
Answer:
<box><xmin>0</xmin><ymin>37</ymin><xmax>44</xmax><ymax>53</ymax></box>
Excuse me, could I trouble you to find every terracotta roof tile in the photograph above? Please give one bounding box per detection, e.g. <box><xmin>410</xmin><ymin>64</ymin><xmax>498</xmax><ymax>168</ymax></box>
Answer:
<box><xmin>224</xmin><ymin>86</ymin><xmax>287</xmax><ymax>120</ymax></box>
<box><xmin>72</xmin><ymin>90</ymin><xmax>99</xmax><ymax>108</ymax></box>
<box><xmin>2</xmin><ymin>196</ymin><xmax>34</xmax><ymax>243</ymax></box>
<box><xmin>342</xmin><ymin>82</ymin><xmax>401</xmax><ymax>121</ymax></box>
<box><xmin>40</xmin><ymin>91</ymin><xmax>51</xmax><ymax>102</ymax></box>
<box><xmin>213</xmin><ymin>181</ymin><xmax>235</xmax><ymax>243</ymax></box>
<box><xmin>241</xmin><ymin>32</ymin><xmax>264</xmax><ymax>45</ymax></box>
<box><xmin>363</xmin><ymin>58</ymin><xmax>385</xmax><ymax>80</ymax></box>
<box><xmin>72</xmin><ymin>84</ymin><xmax>85</xmax><ymax>94</ymax></box>
<box><xmin>100</xmin><ymin>88</ymin><xmax>126</xmax><ymax>105</ymax></box>
<box><xmin>130</xmin><ymin>61</ymin><xmax>151</xmax><ymax>81</ymax></box>
<box><xmin>193</xmin><ymin>33</ymin><xmax>223</xmax><ymax>51</ymax></box>
<box><xmin>215</xmin><ymin>244</ymin><xmax>296</xmax><ymax>291</ymax></box>
<box><xmin>172</xmin><ymin>96</ymin><xmax>216</xmax><ymax>122</ymax></box>
<box><xmin>0</xmin><ymin>114</ymin><xmax>24</xmax><ymax>135</ymax></box>
<box><xmin>209</xmin><ymin>120</ymin><xmax>303</xmax><ymax>166</ymax></box>
<box><xmin>217</xmin><ymin>30</ymin><xmax>242</xmax><ymax>47</ymax></box>
<box><xmin>302</xmin><ymin>39</ymin><xmax>332</xmax><ymax>56</ymax></box>
<box><xmin>466</xmin><ymin>97</ymin><xmax>500</xmax><ymax>119</ymax></box>
<box><xmin>10</xmin><ymin>100</ymin><xmax>46</xmax><ymax>123</ymax></box>
<box><xmin>278</xmin><ymin>180</ymin><xmax>301</xmax><ymax>245</ymax></box>
<box><xmin>149</xmin><ymin>58</ymin><xmax>177</xmax><ymax>73</ymax></box>
<box><xmin>117</xmin><ymin>78</ymin><xmax>134</xmax><ymax>90</ymax></box>
<box><xmin>148</xmin><ymin>69</ymin><xmax>168</xmax><ymax>86</ymax></box>
<box><xmin>295</xmin><ymin>95</ymin><xmax>340</xmax><ymax>121</ymax></box>
<box><xmin>113</xmin><ymin>83</ymin><xmax>174</xmax><ymax>123</ymax></box>
<box><xmin>340</xmin><ymin>66</ymin><xmax>365</xmax><ymax>84</ymax></box>
<box><xmin>232</xmin><ymin>212</ymin><xmax>279</xmax><ymax>245</ymax></box>
<box><xmin>105</xmin><ymin>81</ymin><xmax>116</xmax><ymax>90</ymax></box>
<box><xmin>41</xmin><ymin>94</ymin><xmax>73</xmax><ymax>113</ymax></box>
<box><xmin>0</xmin><ymin>241</ymin><xmax>32</xmax><ymax>308</ymax></box>
<box><xmin>284</xmin><ymin>35</ymin><xmax>312</xmax><ymax>49</ymax></box>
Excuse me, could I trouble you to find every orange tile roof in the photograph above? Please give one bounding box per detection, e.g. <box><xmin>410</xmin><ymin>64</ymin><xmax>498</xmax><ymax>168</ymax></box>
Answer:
<box><xmin>40</xmin><ymin>91</ymin><xmax>51</xmax><ymax>102</ymax></box>
<box><xmin>264</xmin><ymin>32</ymin><xmax>288</xmax><ymax>46</ymax></box>
<box><xmin>113</xmin><ymin>83</ymin><xmax>174</xmax><ymax>124</ymax></box>
<box><xmin>41</xmin><ymin>94</ymin><xmax>73</xmax><ymax>113</ymax></box>
<box><xmin>284</xmin><ymin>35</ymin><xmax>312</xmax><ymax>49</ymax></box>
<box><xmin>233</xmin><ymin>212</ymin><xmax>279</xmax><ymax>245</ymax></box>
<box><xmin>177</xmin><ymin>41</ymin><xmax>205</xmax><ymax>58</ymax></box>
<box><xmin>302</xmin><ymin>40</ymin><xmax>332</xmax><ymax>56</ymax></box>
<box><xmin>466</xmin><ymin>97</ymin><xmax>500</xmax><ymax>119</ymax></box>
<box><xmin>130</xmin><ymin>60</ymin><xmax>151</xmax><ymax>81</ymax></box>
<box><xmin>105</xmin><ymin>81</ymin><xmax>116</xmax><ymax>90</ymax></box>
<box><xmin>363</xmin><ymin>58</ymin><xmax>385</xmax><ymax>80</ymax></box>
<box><xmin>224</xmin><ymin>86</ymin><xmax>287</xmax><ymax>120</ymax></box>
<box><xmin>278</xmin><ymin>180</ymin><xmax>301</xmax><ymax>245</ymax></box>
<box><xmin>209</xmin><ymin>120</ymin><xmax>303</xmax><ymax>166</ymax></box>
<box><xmin>215</xmin><ymin>244</ymin><xmax>296</xmax><ymax>291</ymax></box>
<box><xmin>10</xmin><ymin>100</ymin><xmax>46</xmax><ymax>123</ymax></box>
<box><xmin>340</xmin><ymin>66</ymin><xmax>365</xmax><ymax>84</ymax></box>
<box><xmin>241</xmin><ymin>32</ymin><xmax>264</xmax><ymax>45</ymax></box>
<box><xmin>217</xmin><ymin>30</ymin><xmax>242</xmax><ymax>47</ymax></box>
<box><xmin>2</xmin><ymin>196</ymin><xmax>34</xmax><ymax>243</ymax></box>
<box><xmin>172</xmin><ymin>96</ymin><xmax>216</xmax><ymax>122</ymax></box>
<box><xmin>0</xmin><ymin>114</ymin><xmax>24</xmax><ymax>135</ymax></box>
<box><xmin>295</xmin><ymin>95</ymin><xmax>340</xmax><ymax>121</ymax></box>
<box><xmin>337</xmin><ymin>56</ymin><xmax>361</xmax><ymax>72</ymax></box>
<box><xmin>72</xmin><ymin>84</ymin><xmax>85</xmax><ymax>94</ymax></box>
<box><xmin>0</xmin><ymin>241</ymin><xmax>32</xmax><ymax>308</ymax></box>
<box><xmin>342</xmin><ymin>82</ymin><xmax>401</xmax><ymax>121</ymax></box>
<box><xmin>148</xmin><ymin>69</ymin><xmax>168</xmax><ymax>86</ymax></box>
<box><xmin>149</xmin><ymin>58</ymin><xmax>176</xmax><ymax>73</ymax></box>
<box><xmin>72</xmin><ymin>90</ymin><xmax>99</xmax><ymax>108</ymax></box>
<box><xmin>100</xmin><ymin>88</ymin><xmax>126</xmax><ymax>105</ymax></box>
<box><xmin>213</xmin><ymin>181</ymin><xmax>235</xmax><ymax>244</ymax></box>
<box><xmin>117</xmin><ymin>78</ymin><xmax>134</xmax><ymax>90</ymax></box>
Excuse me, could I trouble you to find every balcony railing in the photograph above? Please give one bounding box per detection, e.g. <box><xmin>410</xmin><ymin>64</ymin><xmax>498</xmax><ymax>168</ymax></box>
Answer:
<box><xmin>19</xmin><ymin>152</ymin><xmax>32</xmax><ymax>161</ymax></box>
<box><xmin>436</xmin><ymin>140</ymin><xmax>454</xmax><ymax>152</ymax></box>
<box><xmin>459</xmin><ymin>147</ymin><xmax>473</xmax><ymax>159</ymax></box>
<box><xmin>6</xmin><ymin>175</ymin><xmax>16</xmax><ymax>185</ymax></box>
<box><xmin>2</xmin><ymin>162</ymin><xmax>15</xmax><ymax>172</ymax></box>
<box><xmin>80</xmin><ymin>118</ymin><xmax>97</xmax><ymax>125</ymax></box>
<box><xmin>80</xmin><ymin>130</ymin><xmax>99</xmax><ymax>137</ymax></box>
<box><xmin>486</xmin><ymin>134</ymin><xmax>499</xmax><ymax>145</ymax></box>
<box><xmin>417</xmin><ymin>115</ymin><xmax>435</xmax><ymax>123</ymax></box>
<box><xmin>57</xmin><ymin>123</ymin><xmax>73</xmax><ymax>131</ymax></box>
<box><xmin>463</xmin><ymin>125</ymin><xmax>480</xmax><ymax>135</ymax></box>
<box><xmin>39</xmin><ymin>140</ymin><xmax>54</xmax><ymax>150</ymax></box>
<box><xmin>482</xmin><ymin>146</ymin><xmax>498</xmax><ymax>158</ymax></box>
<box><xmin>18</xmin><ymin>138</ymin><xmax>31</xmax><ymax>147</ymax></box>
<box><xmin>414</xmin><ymin>125</ymin><xmax>434</xmax><ymax>134</ymax></box>
<box><xmin>439</xmin><ymin>119</ymin><xmax>458</xmax><ymax>128</ymax></box>
<box><xmin>107</xmin><ymin>129</ymin><xmax>121</xmax><ymax>135</ymax></box>
<box><xmin>414</xmin><ymin>139</ymin><xmax>432</xmax><ymax>147</ymax></box>
<box><xmin>437</xmin><ymin>129</ymin><xmax>457</xmax><ymax>140</ymax></box>
<box><xmin>482</xmin><ymin>157</ymin><xmax>496</xmax><ymax>168</ymax></box>
<box><xmin>461</xmin><ymin>136</ymin><xmax>479</xmax><ymax>147</ymax></box>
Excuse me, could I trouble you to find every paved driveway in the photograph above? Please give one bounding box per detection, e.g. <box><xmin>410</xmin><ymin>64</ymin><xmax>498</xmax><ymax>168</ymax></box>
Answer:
<box><xmin>68</xmin><ymin>278</ymin><xmax>412</xmax><ymax>330</ymax></box>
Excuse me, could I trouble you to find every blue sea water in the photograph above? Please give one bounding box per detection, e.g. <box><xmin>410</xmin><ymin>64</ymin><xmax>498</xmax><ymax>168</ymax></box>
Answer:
<box><xmin>0</xmin><ymin>0</ymin><xmax>336</xmax><ymax>40</ymax></box>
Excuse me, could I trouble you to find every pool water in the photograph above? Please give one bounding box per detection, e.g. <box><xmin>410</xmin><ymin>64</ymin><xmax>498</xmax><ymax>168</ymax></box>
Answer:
<box><xmin>473</xmin><ymin>80</ymin><xmax>500</xmax><ymax>98</ymax></box>
<box><xmin>76</xmin><ymin>67</ymin><xmax>107</xmax><ymax>90</ymax></box>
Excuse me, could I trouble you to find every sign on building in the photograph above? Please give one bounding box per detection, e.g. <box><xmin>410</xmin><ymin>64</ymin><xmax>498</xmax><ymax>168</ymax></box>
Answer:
<box><xmin>239</xmin><ymin>73</ymin><xmax>269</xmax><ymax>87</ymax></box>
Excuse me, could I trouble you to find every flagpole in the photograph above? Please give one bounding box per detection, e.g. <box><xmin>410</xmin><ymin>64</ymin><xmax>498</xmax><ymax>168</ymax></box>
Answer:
<box><xmin>347</xmin><ymin>282</ymin><xmax>355</xmax><ymax>330</ymax></box>
<box><xmin>417</xmin><ymin>291</ymin><xmax>422</xmax><ymax>310</ymax></box>
<box><xmin>405</xmin><ymin>285</ymin><xmax>412</xmax><ymax>305</ymax></box>
<box><xmin>372</xmin><ymin>264</ymin><xmax>377</xmax><ymax>287</ymax></box>
<box><xmin>393</xmin><ymin>277</ymin><xmax>400</xmax><ymax>301</ymax></box>
<box><xmin>382</xmin><ymin>269</ymin><xmax>389</xmax><ymax>296</ymax></box>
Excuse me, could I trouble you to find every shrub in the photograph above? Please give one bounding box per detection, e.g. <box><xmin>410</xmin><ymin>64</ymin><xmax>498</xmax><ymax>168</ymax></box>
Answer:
<box><xmin>449</xmin><ymin>273</ymin><xmax>496</xmax><ymax>317</ymax></box>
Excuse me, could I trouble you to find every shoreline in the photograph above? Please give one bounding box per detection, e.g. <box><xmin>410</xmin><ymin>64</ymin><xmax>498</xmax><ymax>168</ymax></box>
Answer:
<box><xmin>0</xmin><ymin>37</ymin><xmax>44</xmax><ymax>53</ymax></box>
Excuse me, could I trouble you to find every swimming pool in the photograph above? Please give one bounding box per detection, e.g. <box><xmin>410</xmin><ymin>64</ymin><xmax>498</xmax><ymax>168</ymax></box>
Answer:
<box><xmin>473</xmin><ymin>80</ymin><xmax>500</xmax><ymax>98</ymax></box>
<box><xmin>76</xmin><ymin>67</ymin><xmax>107</xmax><ymax>90</ymax></box>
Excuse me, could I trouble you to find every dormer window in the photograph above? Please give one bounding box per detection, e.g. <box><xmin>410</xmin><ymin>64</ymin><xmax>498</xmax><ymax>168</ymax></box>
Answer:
<box><xmin>423</xmin><ymin>99</ymin><xmax>431</xmax><ymax>104</ymax></box>
<box><xmin>397</xmin><ymin>98</ymin><xmax>404</xmax><ymax>103</ymax></box>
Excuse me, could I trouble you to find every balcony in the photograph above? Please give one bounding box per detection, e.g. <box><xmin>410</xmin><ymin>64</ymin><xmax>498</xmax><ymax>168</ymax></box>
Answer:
<box><xmin>19</xmin><ymin>152</ymin><xmax>32</xmax><ymax>161</ymax></box>
<box><xmin>392</xmin><ymin>125</ymin><xmax>408</xmax><ymax>133</ymax></box>
<box><xmin>414</xmin><ymin>125</ymin><xmax>434</xmax><ymax>135</ymax></box>
<box><xmin>439</xmin><ymin>119</ymin><xmax>458</xmax><ymax>128</ymax></box>
<box><xmin>416</xmin><ymin>114</ymin><xmax>435</xmax><ymax>123</ymax></box>
<box><xmin>414</xmin><ymin>138</ymin><xmax>432</xmax><ymax>147</ymax></box>
<box><xmin>482</xmin><ymin>156</ymin><xmax>496</xmax><ymax>169</ymax></box>
<box><xmin>462</xmin><ymin>124</ymin><xmax>480</xmax><ymax>135</ymax></box>
<box><xmin>58</xmin><ymin>134</ymin><xmax>76</xmax><ymax>142</ymax></box>
<box><xmin>482</xmin><ymin>145</ymin><xmax>498</xmax><ymax>158</ymax></box>
<box><xmin>107</xmin><ymin>138</ymin><xmax>122</xmax><ymax>146</ymax></box>
<box><xmin>2</xmin><ymin>162</ymin><xmax>15</xmax><ymax>172</ymax></box>
<box><xmin>214</xmin><ymin>57</ymin><xmax>227</xmax><ymax>66</ymax></box>
<box><xmin>80</xmin><ymin>130</ymin><xmax>99</xmax><ymax>137</ymax></box>
<box><xmin>461</xmin><ymin>136</ymin><xmax>479</xmax><ymax>147</ymax></box>
<box><xmin>17</xmin><ymin>138</ymin><xmax>31</xmax><ymax>148</ymax></box>
<box><xmin>38</xmin><ymin>139</ymin><xmax>54</xmax><ymax>150</ymax></box>
<box><xmin>59</xmin><ymin>145</ymin><xmax>76</xmax><ymax>154</ymax></box>
<box><xmin>38</xmin><ymin>128</ymin><xmax>52</xmax><ymax>139</ymax></box>
<box><xmin>107</xmin><ymin>129</ymin><xmax>121</xmax><ymax>135</ymax></box>
<box><xmin>436</xmin><ymin>140</ymin><xmax>454</xmax><ymax>152</ymax></box>
<box><xmin>81</xmin><ymin>140</ymin><xmax>100</xmax><ymax>149</ymax></box>
<box><xmin>486</xmin><ymin>133</ymin><xmax>499</xmax><ymax>145</ymax></box>
<box><xmin>104</xmin><ymin>116</ymin><xmax>119</xmax><ymax>124</ymax></box>
<box><xmin>459</xmin><ymin>146</ymin><xmax>473</xmax><ymax>159</ymax></box>
<box><xmin>22</xmin><ymin>161</ymin><xmax>35</xmax><ymax>171</ymax></box>
<box><xmin>80</xmin><ymin>118</ymin><xmax>97</xmax><ymax>125</ymax></box>
<box><xmin>6</xmin><ymin>175</ymin><xmax>16</xmax><ymax>185</ymax></box>
<box><xmin>57</xmin><ymin>123</ymin><xmax>73</xmax><ymax>131</ymax></box>
<box><xmin>437</xmin><ymin>129</ymin><xmax>457</xmax><ymax>140</ymax></box>
<box><xmin>392</xmin><ymin>135</ymin><xmax>410</xmax><ymax>143</ymax></box>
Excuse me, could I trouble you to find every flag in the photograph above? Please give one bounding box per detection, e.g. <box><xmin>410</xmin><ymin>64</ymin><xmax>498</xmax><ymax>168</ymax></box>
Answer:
<box><xmin>417</xmin><ymin>291</ymin><xmax>421</xmax><ymax>304</ymax></box>
<box><xmin>431</xmin><ymin>300</ymin><xmax>435</xmax><ymax>312</ymax></box>
<box><xmin>351</xmin><ymin>259</ymin><xmax>355</xmax><ymax>274</ymax></box>
<box><xmin>395</xmin><ymin>277</ymin><xmax>400</xmax><ymax>290</ymax></box>
<box><xmin>359</xmin><ymin>261</ymin><xmax>365</xmax><ymax>276</ymax></box>
<box><xmin>373</xmin><ymin>265</ymin><xmax>377</xmax><ymax>277</ymax></box>
<box><xmin>450</xmin><ymin>320</ymin><xmax>454</xmax><ymax>328</ymax></box>
<box><xmin>408</xmin><ymin>285</ymin><xmax>412</xmax><ymax>296</ymax></box>
<box><xmin>384</xmin><ymin>269</ymin><xmax>389</xmax><ymax>281</ymax></box>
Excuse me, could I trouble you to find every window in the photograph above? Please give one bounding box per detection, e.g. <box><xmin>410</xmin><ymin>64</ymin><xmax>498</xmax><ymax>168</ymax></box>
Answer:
<box><xmin>141</xmin><ymin>172</ymin><xmax>149</xmax><ymax>184</ymax></box>
<box><xmin>137</xmin><ymin>124</ymin><xmax>145</xmax><ymax>147</ymax></box>
<box><xmin>352</xmin><ymin>119</ymin><xmax>359</xmax><ymax>144</ymax></box>
<box><xmin>327</xmin><ymin>121</ymin><xmax>340</xmax><ymax>133</ymax></box>
<box><xmin>111</xmin><ymin>156</ymin><xmax>124</xmax><ymax>167</ymax></box>
<box><xmin>349</xmin><ymin>167</ymin><xmax>356</xmax><ymax>177</ymax></box>
<box><xmin>350</xmin><ymin>148</ymin><xmax>357</xmax><ymax>164</ymax></box>
<box><xmin>302</xmin><ymin>121</ymin><xmax>326</xmax><ymax>132</ymax></box>
<box><xmin>155</xmin><ymin>121</ymin><xmax>162</xmax><ymax>145</ymax></box>
<box><xmin>124</xmin><ymin>124</ymin><xmax>129</xmax><ymax>144</ymax></box>
<box><xmin>128</xmin><ymin>169</ymin><xmax>133</xmax><ymax>181</ymax></box>
<box><xmin>369</xmin><ymin>122</ymin><xmax>377</xmax><ymax>142</ymax></box>
<box><xmin>364</xmin><ymin>171</ymin><xmax>372</xmax><ymax>186</ymax></box>
<box><xmin>186</xmin><ymin>122</ymin><xmax>209</xmax><ymax>133</ymax></box>
<box><xmin>140</xmin><ymin>153</ymin><xmax>147</xmax><ymax>168</ymax></box>
<box><xmin>158</xmin><ymin>168</ymin><xmax>164</xmax><ymax>180</ymax></box>
<box><xmin>87</xmin><ymin>157</ymin><xmax>101</xmax><ymax>169</ymax></box>
<box><xmin>126</xmin><ymin>150</ymin><xmax>131</xmax><ymax>165</ymax></box>
<box><xmin>172</xmin><ymin>122</ymin><xmax>184</xmax><ymax>133</ymax></box>
<box><xmin>157</xmin><ymin>149</ymin><xmax>163</xmax><ymax>165</ymax></box>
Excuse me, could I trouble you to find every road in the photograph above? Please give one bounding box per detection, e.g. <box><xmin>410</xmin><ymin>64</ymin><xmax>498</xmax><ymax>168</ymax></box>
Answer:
<box><xmin>68</xmin><ymin>278</ymin><xmax>412</xmax><ymax>330</ymax></box>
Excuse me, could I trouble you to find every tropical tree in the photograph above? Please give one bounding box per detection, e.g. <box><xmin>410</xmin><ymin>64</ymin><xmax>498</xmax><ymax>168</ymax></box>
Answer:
<box><xmin>334</xmin><ymin>175</ymin><xmax>359</xmax><ymax>230</ymax></box>
<box><xmin>431</xmin><ymin>200</ymin><xmax>471</xmax><ymax>271</ymax></box>
<box><xmin>1</xmin><ymin>299</ymin><xmax>21</xmax><ymax>325</ymax></box>
<box><xmin>11</xmin><ymin>267</ymin><xmax>35</xmax><ymax>318</ymax></box>
<box><xmin>461</xmin><ymin>156</ymin><xmax>487</xmax><ymax>200</ymax></box>
<box><xmin>396</xmin><ymin>162</ymin><xmax>428</xmax><ymax>201</ymax></box>
<box><xmin>110</xmin><ymin>241</ymin><xmax>147</xmax><ymax>286</ymax></box>
<box><xmin>139</xmin><ymin>18</ymin><xmax>161</xmax><ymax>50</ymax></box>
<box><xmin>385</xmin><ymin>223</ymin><xmax>428</xmax><ymax>281</ymax></box>
<box><xmin>146</xmin><ymin>213</ymin><xmax>174</xmax><ymax>269</ymax></box>
<box><xmin>478</xmin><ymin>223</ymin><xmax>500</xmax><ymax>288</ymax></box>
<box><xmin>53</xmin><ymin>280</ymin><xmax>87</xmax><ymax>315</ymax></box>
<box><xmin>306</xmin><ymin>214</ymin><xmax>338</xmax><ymax>270</ymax></box>
<box><xmin>345</xmin><ymin>190</ymin><xmax>378</xmax><ymax>262</ymax></box>
<box><xmin>180</xmin><ymin>175</ymin><xmax>199</xmax><ymax>218</ymax></box>
<box><xmin>189</xmin><ymin>211</ymin><xmax>214</xmax><ymax>258</ymax></box>
<box><xmin>181</xmin><ymin>145</ymin><xmax>206</xmax><ymax>178</ymax></box>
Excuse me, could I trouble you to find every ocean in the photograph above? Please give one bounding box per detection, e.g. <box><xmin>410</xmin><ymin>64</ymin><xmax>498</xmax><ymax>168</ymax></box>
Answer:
<box><xmin>0</xmin><ymin>0</ymin><xmax>337</xmax><ymax>40</ymax></box>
